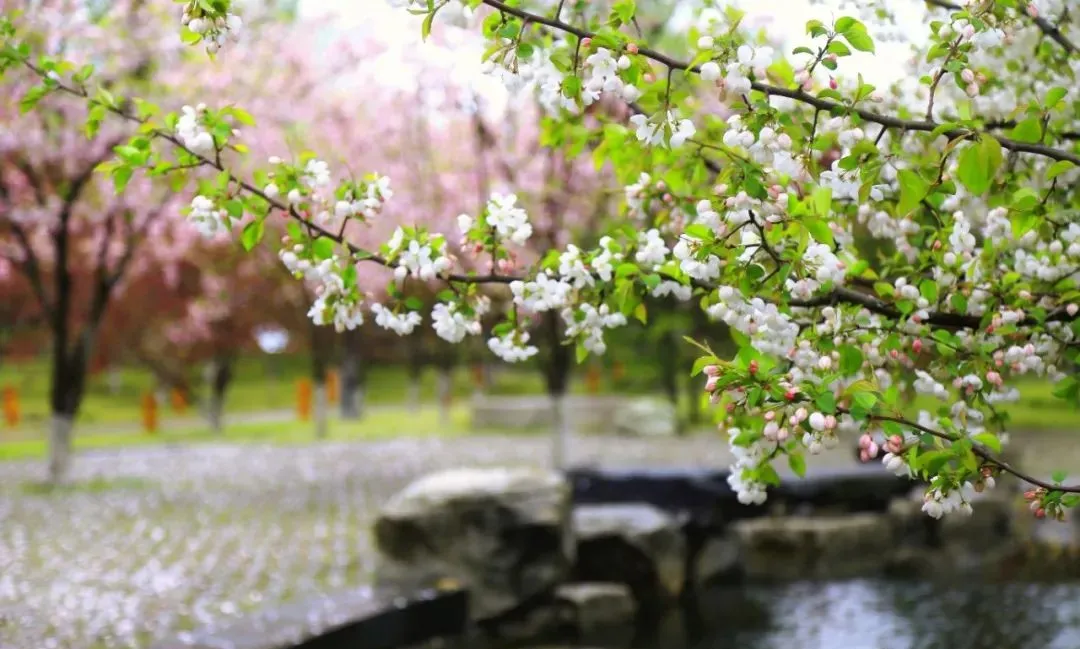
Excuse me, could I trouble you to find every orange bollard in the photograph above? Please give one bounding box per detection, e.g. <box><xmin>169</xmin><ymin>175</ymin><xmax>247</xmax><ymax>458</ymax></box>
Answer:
<box><xmin>2</xmin><ymin>386</ymin><xmax>19</xmax><ymax>428</ymax></box>
<box><xmin>170</xmin><ymin>388</ymin><xmax>188</xmax><ymax>414</ymax></box>
<box><xmin>585</xmin><ymin>365</ymin><xmax>601</xmax><ymax>394</ymax></box>
<box><xmin>326</xmin><ymin>370</ymin><xmax>340</xmax><ymax>404</ymax></box>
<box><xmin>297</xmin><ymin>378</ymin><xmax>313</xmax><ymax>421</ymax></box>
<box><xmin>612</xmin><ymin>361</ymin><xmax>626</xmax><ymax>382</ymax></box>
<box><xmin>142</xmin><ymin>392</ymin><xmax>158</xmax><ymax>434</ymax></box>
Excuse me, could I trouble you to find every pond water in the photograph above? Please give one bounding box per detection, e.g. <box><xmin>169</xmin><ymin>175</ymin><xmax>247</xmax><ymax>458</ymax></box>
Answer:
<box><xmin>630</xmin><ymin>579</ymin><xmax>1080</xmax><ymax>649</ymax></box>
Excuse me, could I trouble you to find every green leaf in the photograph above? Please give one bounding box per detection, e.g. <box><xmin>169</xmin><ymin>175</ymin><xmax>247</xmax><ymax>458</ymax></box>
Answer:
<box><xmin>815</xmin><ymin>391</ymin><xmax>837</xmax><ymax>413</ymax></box>
<box><xmin>788</xmin><ymin>452</ymin><xmax>807</xmax><ymax>478</ymax></box>
<box><xmin>804</xmin><ymin>217</ymin><xmax>834</xmax><ymax>246</ymax></box>
<box><xmin>240</xmin><ymin>219</ymin><xmax>264</xmax><ymax>251</ymax></box>
<box><xmin>1044</xmin><ymin>86</ymin><xmax>1068</xmax><ymax>109</ymax></box>
<box><xmin>1008</xmin><ymin>117</ymin><xmax>1042</xmax><ymax>143</ymax></box>
<box><xmin>311</xmin><ymin>237</ymin><xmax>335</xmax><ymax>260</ymax></box>
<box><xmin>691</xmin><ymin>355</ymin><xmax>718</xmax><ymax>377</ymax></box>
<box><xmin>842</xmin><ymin>23</ymin><xmax>875</xmax><ymax>52</ymax></box>
<box><xmin>834</xmin><ymin>16</ymin><xmax>857</xmax><ymax>32</ymax></box>
<box><xmin>1053</xmin><ymin>470</ymin><xmax>1067</xmax><ymax>484</ymax></box>
<box><xmin>811</xmin><ymin>186</ymin><xmax>832</xmax><ymax>216</ymax></box>
<box><xmin>896</xmin><ymin>169</ymin><xmax>928</xmax><ymax>215</ymax></box>
<box><xmin>972</xmin><ymin>433</ymin><xmax>1002</xmax><ymax>454</ymax></box>
<box><xmin>919</xmin><ymin>279</ymin><xmax>938</xmax><ymax>303</ymax></box>
<box><xmin>575</xmin><ymin>342</ymin><xmax>588</xmax><ymax>364</ymax></box>
<box><xmin>110</xmin><ymin>165</ymin><xmax>133</xmax><ymax>193</ymax></box>
<box><xmin>839</xmin><ymin>345</ymin><xmax>863</xmax><ymax>375</ymax></box>
<box><xmin>853</xmin><ymin>391</ymin><xmax>878</xmax><ymax>411</ymax></box>
<box><xmin>956</xmin><ymin>135</ymin><xmax>1001</xmax><ymax>195</ymax></box>
<box><xmin>1047</xmin><ymin>160</ymin><xmax>1075</xmax><ymax>180</ymax></box>
<box><xmin>224</xmin><ymin>199</ymin><xmax>244</xmax><ymax>218</ymax></box>
<box><xmin>826</xmin><ymin>40</ymin><xmax>852</xmax><ymax>56</ymax></box>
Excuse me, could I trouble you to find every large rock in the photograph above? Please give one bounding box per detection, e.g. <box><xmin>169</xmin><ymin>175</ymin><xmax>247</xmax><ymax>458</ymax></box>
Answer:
<box><xmin>732</xmin><ymin>513</ymin><xmax>892</xmax><ymax>579</ymax></box>
<box><xmin>556</xmin><ymin>582</ymin><xmax>636</xmax><ymax>645</ymax></box>
<box><xmin>691</xmin><ymin>535</ymin><xmax>741</xmax><ymax>588</ymax></box>
<box><xmin>374</xmin><ymin>467</ymin><xmax>571</xmax><ymax>621</ymax></box>
<box><xmin>572</xmin><ymin>504</ymin><xmax>686</xmax><ymax>606</ymax></box>
<box><xmin>612</xmin><ymin>399</ymin><xmax>678</xmax><ymax>437</ymax></box>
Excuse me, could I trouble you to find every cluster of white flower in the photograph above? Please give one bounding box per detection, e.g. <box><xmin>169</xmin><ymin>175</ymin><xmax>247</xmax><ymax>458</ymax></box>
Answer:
<box><xmin>187</xmin><ymin>195</ymin><xmax>229</xmax><ymax>239</ymax></box>
<box><xmin>787</xmin><ymin>243</ymin><xmax>846</xmax><ymax>299</ymax></box>
<box><xmin>629</xmin><ymin>110</ymin><xmax>696</xmax><ymax>148</ymax></box>
<box><xmin>582</xmin><ymin>47</ymin><xmax>641</xmax><ymax>104</ymax></box>
<box><xmin>707</xmin><ymin>286</ymin><xmax>799</xmax><ymax>357</ymax></box>
<box><xmin>724</xmin><ymin>425</ymin><xmax>774</xmax><ymax>505</ymax></box>
<box><xmin>385</xmin><ymin>228</ymin><xmax>451</xmax><ymax>282</ymax></box>
<box><xmin>558</xmin><ymin>245</ymin><xmax>593</xmax><ymax>289</ymax></box>
<box><xmin>562</xmin><ymin>303</ymin><xmax>627</xmax><ymax>354</ymax></box>
<box><xmin>635</xmin><ymin>229</ymin><xmax>669</xmax><ymax>269</ymax></box>
<box><xmin>721</xmin><ymin>116</ymin><xmax>804</xmax><ymax>181</ymax></box>
<box><xmin>672</xmin><ymin>235</ymin><xmax>721</xmax><ymax>281</ymax></box>
<box><xmin>511</xmin><ymin>271</ymin><xmax>572</xmax><ymax>312</ymax></box>
<box><xmin>488</xmin><ymin>331</ymin><xmax>539</xmax><ymax>363</ymax></box>
<box><xmin>479</xmin><ymin>193</ymin><xmax>533</xmax><ymax>245</ymax></box>
<box><xmin>913</xmin><ymin>370</ymin><xmax>950</xmax><ymax>400</ymax></box>
<box><xmin>700</xmin><ymin>45</ymin><xmax>773</xmax><ymax>97</ymax></box>
<box><xmin>819</xmin><ymin>160</ymin><xmax>862</xmax><ymax>201</ymax></box>
<box><xmin>294</xmin><ymin>255</ymin><xmax>364</xmax><ymax>332</ymax></box>
<box><xmin>176</xmin><ymin>104</ymin><xmax>214</xmax><ymax>155</ymax></box>
<box><xmin>302</xmin><ymin>159</ymin><xmax>332</xmax><ymax>191</ymax></box>
<box><xmin>624</xmin><ymin>172</ymin><xmax>652</xmax><ymax>219</ymax></box>
<box><xmin>335</xmin><ymin>175</ymin><xmax>393</xmax><ymax>220</ymax></box>
<box><xmin>181</xmin><ymin>5</ymin><xmax>243</xmax><ymax>53</ymax></box>
<box><xmin>922</xmin><ymin>481</ymin><xmax>976</xmax><ymax>519</ymax></box>
<box><xmin>371</xmin><ymin>303</ymin><xmax>423</xmax><ymax>336</ymax></box>
<box><xmin>431</xmin><ymin>299</ymin><xmax>487</xmax><ymax>343</ymax></box>
<box><xmin>652</xmin><ymin>280</ymin><xmax>692</xmax><ymax>301</ymax></box>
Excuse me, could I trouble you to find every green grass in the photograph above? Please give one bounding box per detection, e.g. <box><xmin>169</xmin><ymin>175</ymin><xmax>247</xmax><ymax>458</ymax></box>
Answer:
<box><xmin>0</xmin><ymin>404</ymin><xmax>552</xmax><ymax>462</ymax></box>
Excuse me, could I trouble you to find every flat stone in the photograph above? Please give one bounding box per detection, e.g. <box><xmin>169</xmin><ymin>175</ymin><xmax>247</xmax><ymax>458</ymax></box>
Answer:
<box><xmin>156</xmin><ymin>586</ymin><xmax>467</xmax><ymax>649</ymax></box>
<box><xmin>572</xmin><ymin>504</ymin><xmax>686</xmax><ymax>605</ymax></box>
<box><xmin>692</xmin><ymin>535</ymin><xmax>740</xmax><ymax>587</ymax></box>
<box><xmin>612</xmin><ymin>399</ymin><xmax>678</xmax><ymax>437</ymax></box>
<box><xmin>374</xmin><ymin>467</ymin><xmax>571</xmax><ymax>621</ymax></box>
<box><xmin>733</xmin><ymin>513</ymin><xmax>892</xmax><ymax>580</ymax></box>
<box><xmin>555</xmin><ymin>582</ymin><xmax>636</xmax><ymax>632</ymax></box>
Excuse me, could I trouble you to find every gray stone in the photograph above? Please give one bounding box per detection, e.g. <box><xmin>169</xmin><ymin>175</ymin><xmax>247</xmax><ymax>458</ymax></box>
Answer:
<box><xmin>612</xmin><ymin>399</ymin><xmax>678</xmax><ymax>437</ymax></box>
<box><xmin>555</xmin><ymin>582</ymin><xmax>636</xmax><ymax>633</ymax></box>
<box><xmin>732</xmin><ymin>514</ymin><xmax>892</xmax><ymax>579</ymax></box>
<box><xmin>469</xmin><ymin>395</ymin><xmax>626</xmax><ymax>432</ymax></box>
<box><xmin>373</xmin><ymin>467</ymin><xmax>571</xmax><ymax>620</ymax></box>
<box><xmin>692</xmin><ymin>535</ymin><xmax>740</xmax><ymax>587</ymax></box>
<box><xmin>572</xmin><ymin>504</ymin><xmax>686</xmax><ymax>604</ymax></box>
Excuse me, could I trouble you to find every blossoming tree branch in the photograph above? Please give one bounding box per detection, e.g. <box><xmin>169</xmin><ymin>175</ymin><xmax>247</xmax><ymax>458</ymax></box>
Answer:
<box><xmin>4</xmin><ymin>0</ymin><xmax>1080</xmax><ymax>519</ymax></box>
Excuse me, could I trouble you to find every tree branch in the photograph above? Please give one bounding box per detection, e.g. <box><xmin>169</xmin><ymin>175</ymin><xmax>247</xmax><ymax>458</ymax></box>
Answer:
<box><xmin>925</xmin><ymin>0</ymin><xmax>1077</xmax><ymax>55</ymax></box>
<box><xmin>481</xmin><ymin>0</ymin><xmax>1080</xmax><ymax>166</ymax></box>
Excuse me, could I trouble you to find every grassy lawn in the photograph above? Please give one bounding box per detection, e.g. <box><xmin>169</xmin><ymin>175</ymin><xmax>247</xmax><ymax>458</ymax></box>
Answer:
<box><xmin>0</xmin><ymin>404</ymin><xmax>536</xmax><ymax>462</ymax></box>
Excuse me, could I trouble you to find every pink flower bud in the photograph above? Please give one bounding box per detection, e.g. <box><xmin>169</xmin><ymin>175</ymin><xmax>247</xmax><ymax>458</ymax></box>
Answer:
<box><xmin>912</xmin><ymin>339</ymin><xmax>923</xmax><ymax>354</ymax></box>
<box><xmin>784</xmin><ymin>389</ymin><xmax>797</xmax><ymax>401</ymax></box>
<box><xmin>829</xmin><ymin>77</ymin><xmax>838</xmax><ymax>90</ymax></box>
<box><xmin>1026</xmin><ymin>3</ymin><xmax>1039</xmax><ymax>18</ymax></box>
<box><xmin>581</xmin><ymin>37</ymin><xmax>592</xmax><ymax>48</ymax></box>
<box><xmin>826</xmin><ymin>53</ymin><xmax>838</xmax><ymax>63</ymax></box>
<box><xmin>961</xmin><ymin>68</ymin><xmax>975</xmax><ymax>83</ymax></box>
<box><xmin>704</xmin><ymin>365</ymin><xmax>721</xmax><ymax>377</ymax></box>
<box><xmin>644</xmin><ymin>72</ymin><xmax>656</xmax><ymax>83</ymax></box>
<box><xmin>626</xmin><ymin>43</ymin><xmax>639</xmax><ymax>54</ymax></box>
<box><xmin>764</xmin><ymin>410</ymin><xmax>775</xmax><ymax>421</ymax></box>
<box><xmin>867</xmin><ymin>441</ymin><xmax>879</xmax><ymax>457</ymax></box>
<box><xmin>824</xmin><ymin>415</ymin><xmax>837</xmax><ymax>430</ymax></box>
<box><xmin>705</xmin><ymin>376</ymin><xmax>719</xmax><ymax>392</ymax></box>
<box><xmin>795</xmin><ymin>407</ymin><xmax>808</xmax><ymax>421</ymax></box>
<box><xmin>1067</xmin><ymin>303</ymin><xmax>1078</xmax><ymax>317</ymax></box>
<box><xmin>777</xmin><ymin>427</ymin><xmax>790</xmax><ymax>441</ymax></box>
<box><xmin>749</xmin><ymin>360</ymin><xmax>759</xmax><ymax>374</ymax></box>
<box><xmin>965</xmin><ymin>82</ymin><xmax>979</xmax><ymax>97</ymax></box>
<box><xmin>859</xmin><ymin>433</ymin><xmax>872</xmax><ymax>449</ymax></box>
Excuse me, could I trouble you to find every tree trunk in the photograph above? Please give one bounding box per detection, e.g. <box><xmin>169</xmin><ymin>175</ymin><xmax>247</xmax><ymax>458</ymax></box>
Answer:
<box><xmin>541</xmin><ymin>311</ymin><xmax>572</xmax><ymax>470</ymax></box>
<box><xmin>406</xmin><ymin>343</ymin><xmax>424</xmax><ymax>411</ymax></box>
<box><xmin>310</xmin><ymin>321</ymin><xmax>334</xmax><ymax>438</ymax></box>
<box><xmin>340</xmin><ymin>328</ymin><xmax>365</xmax><ymax>420</ymax></box>
<box><xmin>436</xmin><ymin>366</ymin><xmax>453</xmax><ymax>426</ymax></box>
<box><xmin>314</xmin><ymin>381</ymin><xmax>329</xmax><ymax>439</ymax></box>
<box><xmin>47</xmin><ymin>413</ymin><xmax>75</xmax><ymax>485</ymax></box>
<box><xmin>658</xmin><ymin>329</ymin><xmax>684</xmax><ymax>435</ymax></box>
<box><xmin>207</xmin><ymin>356</ymin><xmax>233</xmax><ymax>434</ymax></box>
